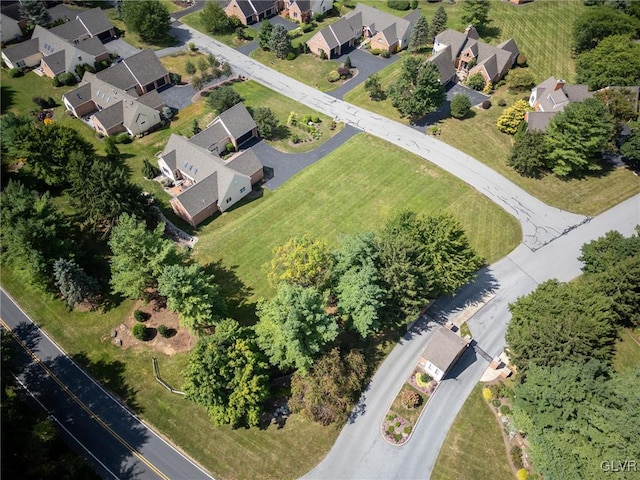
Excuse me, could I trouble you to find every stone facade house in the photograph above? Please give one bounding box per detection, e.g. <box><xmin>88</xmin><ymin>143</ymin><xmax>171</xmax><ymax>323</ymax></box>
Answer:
<box><xmin>431</xmin><ymin>25</ymin><xmax>519</xmax><ymax>85</ymax></box>
<box><xmin>224</xmin><ymin>0</ymin><xmax>280</xmax><ymax>26</ymax></box>
<box><xmin>418</xmin><ymin>326</ymin><xmax>468</xmax><ymax>382</ymax></box>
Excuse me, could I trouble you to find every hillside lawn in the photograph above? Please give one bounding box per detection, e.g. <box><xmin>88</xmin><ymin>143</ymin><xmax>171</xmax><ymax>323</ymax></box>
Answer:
<box><xmin>193</xmin><ymin>133</ymin><xmax>522</xmax><ymax>303</ymax></box>
<box><xmin>613</xmin><ymin>329</ymin><xmax>640</xmax><ymax>374</ymax></box>
<box><xmin>431</xmin><ymin>383</ymin><xmax>513</xmax><ymax>480</ymax></box>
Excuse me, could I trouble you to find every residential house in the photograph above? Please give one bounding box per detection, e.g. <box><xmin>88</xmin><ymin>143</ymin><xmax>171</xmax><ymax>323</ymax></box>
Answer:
<box><xmin>224</xmin><ymin>0</ymin><xmax>280</xmax><ymax>26</ymax></box>
<box><xmin>283</xmin><ymin>0</ymin><xmax>331</xmax><ymax>23</ymax></box>
<box><xmin>418</xmin><ymin>326</ymin><xmax>469</xmax><ymax>382</ymax></box>
<box><xmin>63</xmin><ymin>72</ymin><xmax>164</xmax><ymax>137</ymax></box>
<box><xmin>1</xmin><ymin>38</ymin><xmax>42</xmax><ymax>69</ymax></box>
<box><xmin>191</xmin><ymin>102</ymin><xmax>258</xmax><ymax>154</ymax></box>
<box><xmin>307</xmin><ymin>4</ymin><xmax>419</xmax><ymax>58</ymax></box>
<box><xmin>0</xmin><ymin>1</ymin><xmax>27</xmax><ymax>43</ymax></box>
<box><xmin>157</xmin><ymin>133</ymin><xmax>263</xmax><ymax>226</ymax></box>
<box><xmin>92</xmin><ymin>49</ymin><xmax>171</xmax><ymax>95</ymax></box>
<box><xmin>525</xmin><ymin>76</ymin><xmax>593</xmax><ymax>131</ymax></box>
<box><xmin>431</xmin><ymin>25</ymin><xmax>519</xmax><ymax>85</ymax></box>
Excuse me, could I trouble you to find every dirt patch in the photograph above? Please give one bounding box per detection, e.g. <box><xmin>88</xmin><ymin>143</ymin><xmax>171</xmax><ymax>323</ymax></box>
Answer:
<box><xmin>112</xmin><ymin>298</ymin><xmax>195</xmax><ymax>355</ymax></box>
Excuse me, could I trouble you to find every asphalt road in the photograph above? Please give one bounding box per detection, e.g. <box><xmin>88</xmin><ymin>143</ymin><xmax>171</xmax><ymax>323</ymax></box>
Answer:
<box><xmin>0</xmin><ymin>289</ymin><xmax>215</xmax><ymax>480</ymax></box>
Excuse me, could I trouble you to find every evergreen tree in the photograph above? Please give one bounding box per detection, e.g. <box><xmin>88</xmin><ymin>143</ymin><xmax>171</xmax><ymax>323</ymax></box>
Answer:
<box><xmin>266</xmin><ymin>235</ymin><xmax>333</xmax><ymax>290</ymax></box>
<box><xmin>429</xmin><ymin>6</ymin><xmax>448</xmax><ymax>43</ymax></box>
<box><xmin>269</xmin><ymin>24</ymin><xmax>292</xmax><ymax>59</ymax></box>
<box><xmin>460</xmin><ymin>0</ymin><xmax>491</xmax><ymax>29</ymax></box>
<box><xmin>507</xmin><ymin>130</ymin><xmax>550</xmax><ymax>177</ymax></box>
<box><xmin>253</xmin><ymin>107</ymin><xmax>280</xmax><ymax>139</ymax></box>
<box><xmin>409</xmin><ymin>14</ymin><xmax>429</xmax><ymax>52</ymax></box>
<box><xmin>19</xmin><ymin>0</ymin><xmax>51</xmax><ymax>27</ymax></box>
<box><xmin>142</xmin><ymin>159</ymin><xmax>159</xmax><ymax>179</ymax></box>
<box><xmin>258</xmin><ymin>20</ymin><xmax>273</xmax><ymax>50</ymax></box>
<box><xmin>53</xmin><ymin>258</ymin><xmax>100</xmax><ymax>309</ymax></box>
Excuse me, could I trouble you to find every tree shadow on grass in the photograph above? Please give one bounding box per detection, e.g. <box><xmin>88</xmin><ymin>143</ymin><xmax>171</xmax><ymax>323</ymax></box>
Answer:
<box><xmin>1</xmin><ymin>85</ymin><xmax>16</xmax><ymax>113</ymax></box>
<box><xmin>203</xmin><ymin>260</ymin><xmax>257</xmax><ymax>326</ymax></box>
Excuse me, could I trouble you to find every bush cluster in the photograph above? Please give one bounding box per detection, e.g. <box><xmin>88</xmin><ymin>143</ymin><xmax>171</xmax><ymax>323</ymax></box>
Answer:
<box><xmin>511</xmin><ymin>446</ymin><xmax>524</xmax><ymax>469</ymax></box>
<box><xmin>134</xmin><ymin>309</ymin><xmax>147</xmax><ymax>322</ymax></box>
<box><xmin>416</xmin><ymin>372</ymin><xmax>431</xmax><ymax>387</ymax></box>
<box><xmin>7</xmin><ymin>67</ymin><xmax>23</xmax><ymax>78</ymax></box>
<box><xmin>132</xmin><ymin>323</ymin><xmax>148</xmax><ymax>341</ymax></box>
<box><xmin>113</xmin><ymin>132</ymin><xmax>132</xmax><ymax>144</ymax></box>
<box><xmin>387</xmin><ymin>0</ymin><xmax>410</xmax><ymax>10</ymax></box>
<box><xmin>326</xmin><ymin>70</ymin><xmax>340</xmax><ymax>82</ymax></box>
<box><xmin>158</xmin><ymin>324</ymin><xmax>170</xmax><ymax>338</ymax></box>
<box><xmin>53</xmin><ymin>72</ymin><xmax>77</xmax><ymax>87</ymax></box>
<box><xmin>301</xmin><ymin>23</ymin><xmax>314</xmax><ymax>33</ymax></box>
<box><xmin>400</xmin><ymin>389</ymin><xmax>421</xmax><ymax>409</ymax></box>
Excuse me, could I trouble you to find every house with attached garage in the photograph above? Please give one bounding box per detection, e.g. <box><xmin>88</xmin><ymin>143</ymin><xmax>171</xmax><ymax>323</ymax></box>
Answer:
<box><xmin>157</xmin><ymin>102</ymin><xmax>263</xmax><ymax>226</ymax></box>
<box><xmin>283</xmin><ymin>0</ymin><xmax>332</xmax><ymax>23</ymax></box>
<box><xmin>430</xmin><ymin>25</ymin><xmax>519</xmax><ymax>85</ymax></box>
<box><xmin>224</xmin><ymin>0</ymin><xmax>280</xmax><ymax>26</ymax></box>
<box><xmin>306</xmin><ymin>3</ymin><xmax>419</xmax><ymax>58</ymax></box>
<box><xmin>418</xmin><ymin>326</ymin><xmax>469</xmax><ymax>382</ymax></box>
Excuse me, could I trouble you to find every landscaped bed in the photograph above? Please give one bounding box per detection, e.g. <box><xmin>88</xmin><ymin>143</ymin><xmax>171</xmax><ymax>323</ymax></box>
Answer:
<box><xmin>382</xmin><ymin>376</ymin><xmax>434</xmax><ymax>446</ymax></box>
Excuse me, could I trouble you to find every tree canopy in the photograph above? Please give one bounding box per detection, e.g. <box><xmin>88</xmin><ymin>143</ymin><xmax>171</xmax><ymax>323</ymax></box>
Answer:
<box><xmin>429</xmin><ymin>6</ymin><xmax>447</xmax><ymax>43</ymax></box>
<box><xmin>496</xmin><ymin>99</ymin><xmax>529</xmax><ymax>135</ymax></box>
<box><xmin>460</xmin><ymin>0</ymin><xmax>491</xmax><ymax>29</ymax></box>
<box><xmin>265</xmin><ymin>235</ymin><xmax>333</xmax><ymax>290</ymax></box>
<box><xmin>19</xmin><ymin>0</ymin><xmax>51</xmax><ymax>27</ymax></box>
<box><xmin>576</xmin><ymin>35</ymin><xmax>640</xmax><ymax>90</ymax></box>
<box><xmin>450</xmin><ymin>94</ymin><xmax>471</xmax><ymax>119</ymax></box>
<box><xmin>53</xmin><ymin>258</ymin><xmax>100</xmax><ymax>309</ymax></box>
<box><xmin>364</xmin><ymin>74</ymin><xmax>385</xmax><ymax>101</ymax></box>
<box><xmin>409</xmin><ymin>15</ymin><xmax>429</xmax><ymax>52</ymax></box>
<box><xmin>201</xmin><ymin>0</ymin><xmax>236</xmax><ymax>34</ymax></box>
<box><xmin>253</xmin><ymin>107</ymin><xmax>280</xmax><ymax>139</ymax></box>
<box><xmin>388</xmin><ymin>57</ymin><xmax>446</xmax><ymax>121</ymax></box>
<box><xmin>206</xmin><ymin>86</ymin><xmax>242</xmax><ymax>114</ymax></box>
<box><xmin>545</xmin><ymin>98</ymin><xmax>614</xmax><ymax>177</ymax></box>
<box><xmin>121</xmin><ymin>0</ymin><xmax>170</xmax><ymax>44</ymax></box>
<box><xmin>572</xmin><ymin>6</ymin><xmax>640</xmax><ymax>54</ymax></box>
<box><xmin>255</xmin><ymin>283</ymin><xmax>338</xmax><ymax>373</ymax></box>
<box><xmin>183</xmin><ymin>319</ymin><xmax>270</xmax><ymax>427</ymax></box>
<box><xmin>507</xmin><ymin>130</ymin><xmax>550</xmax><ymax>178</ymax></box>
<box><xmin>269</xmin><ymin>24</ymin><xmax>292</xmax><ymax>59</ymax></box>
<box><xmin>258</xmin><ymin>20</ymin><xmax>273</xmax><ymax>50</ymax></box>
<box><xmin>594</xmin><ymin>87</ymin><xmax>639</xmax><ymax>125</ymax></box>
<box><xmin>579</xmin><ymin>227</ymin><xmax>640</xmax><ymax>274</ymax></box>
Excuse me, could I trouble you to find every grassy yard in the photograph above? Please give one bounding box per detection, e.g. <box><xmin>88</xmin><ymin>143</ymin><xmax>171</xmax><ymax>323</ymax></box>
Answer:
<box><xmin>104</xmin><ymin>8</ymin><xmax>179</xmax><ymax>50</ymax></box>
<box><xmin>613</xmin><ymin>329</ymin><xmax>640</xmax><ymax>374</ymax></box>
<box><xmin>436</xmin><ymin>87</ymin><xmax>640</xmax><ymax>216</ymax></box>
<box><xmin>431</xmin><ymin>384</ymin><xmax>513</xmax><ymax>480</ymax></box>
<box><xmin>1</xmin><ymin>69</ymin><xmax>73</xmax><ymax>115</ymax></box>
<box><xmin>159</xmin><ymin>50</ymin><xmax>210</xmax><ymax>83</ymax></box>
<box><xmin>193</xmin><ymin>133</ymin><xmax>521</xmax><ymax>304</ymax></box>
<box><xmin>180</xmin><ymin>11</ymin><xmax>255</xmax><ymax>48</ymax></box>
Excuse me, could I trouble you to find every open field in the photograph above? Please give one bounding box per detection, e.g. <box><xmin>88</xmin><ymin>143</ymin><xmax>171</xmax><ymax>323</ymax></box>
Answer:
<box><xmin>613</xmin><ymin>329</ymin><xmax>640</xmax><ymax>374</ymax></box>
<box><xmin>431</xmin><ymin>383</ymin><xmax>513</xmax><ymax>480</ymax></box>
<box><xmin>193</xmin><ymin>133</ymin><xmax>521</xmax><ymax>303</ymax></box>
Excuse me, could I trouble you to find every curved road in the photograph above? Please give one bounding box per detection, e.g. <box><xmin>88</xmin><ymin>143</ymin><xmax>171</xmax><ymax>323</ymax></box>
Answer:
<box><xmin>0</xmin><ymin>289</ymin><xmax>214</xmax><ymax>480</ymax></box>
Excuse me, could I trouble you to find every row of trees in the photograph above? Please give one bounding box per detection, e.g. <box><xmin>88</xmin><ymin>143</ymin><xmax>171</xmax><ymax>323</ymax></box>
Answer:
<box><xmin>505</xmin><ymin>228</ymin><xmax>640</xmax><ymax>479</ymax></box>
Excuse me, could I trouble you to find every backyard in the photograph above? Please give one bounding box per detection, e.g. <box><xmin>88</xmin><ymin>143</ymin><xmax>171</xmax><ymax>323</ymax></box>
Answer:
<box><xmin>180</xmin><ymin>10</ymin><xmax>255</xmax><ymax>48</ymax></box>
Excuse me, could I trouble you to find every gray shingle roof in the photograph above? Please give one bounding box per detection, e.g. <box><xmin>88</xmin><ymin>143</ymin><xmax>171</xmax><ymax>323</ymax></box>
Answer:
<box><xmin>137</xmin><ymin>90</ymin><xmax>164</xmax><ymax>110</ymax></box>
<box><xmin>93</xmin><ymin>101</ymin><xmax>124</xmax><ymax>130</ymax></box>
<box><xmin>226</xmin><ymin>149</ymin><xmax>262</xmax><ymax>177</ymax></box>
<box><xmin>249</xmin><ymin>0</ymin><xmax>277</xmax><ymax>14</ymax></box>
<box><xmin>421</xmin><ymin>327</ymin><xmax>467</xmax><ymax>374</ymax></box>
<box><xmin>233</xmin><ymin>0</ymin><xmax>257</xmax><ymax>17</ymax></box>
<box><xmin>64</xmin><ymin>82</ymin><xmax>93</xmax><ymax>108</ymax></box>
<box><xmin>95</xmin><ymin>63</ymin><xmax>138</xmax><ymax>92</ymax></box>
<box><xmin>76</xmin><ymin>7</ymin><xmax>113</xmax><ymax>36</ymax></box>
<box><xmin>49</xmin><ymin>19</ymin><xmax>88</xmax><ymax>42</ymax></box>
<box><xmin>121</xmin><ymin>49</ymin><xmax>169</xmax><ymax>89</ymax></box>
<box><xmin>77</xmin><ymin>37</ymin><xmax>107</xmax><ymax>56</ymax></box>
<box><xmin>190</xmin><ymin>122</ymin><xmax>229</xmax><ymax>151</ymax></box>
<box><xmin>526</xmin><ymin>111</ymin><xmax>556</xmax><ymax>132</ymax></box>
<box><xmin>175</xmin><ymin>172</ymin><xmax>219</xmax><ymax>217</ymax></box>
<box><xmin>215</xmin><ymin>102</ymin><xmax>257</xmax><ymax>140</ymax></box>
<box><xmin>429</xmin><ymin>46</ymin><xmax>456</xmax><ymax>85</ymax></box>
<box><xmin>41</xmin><ymin>50</ymin><xmax>66</xmax><ymax>75</ymax></box>
<box><xmin>1</xmin><ymin>38</ymin><xmax>40</xmax><ymax>63</ymax></box>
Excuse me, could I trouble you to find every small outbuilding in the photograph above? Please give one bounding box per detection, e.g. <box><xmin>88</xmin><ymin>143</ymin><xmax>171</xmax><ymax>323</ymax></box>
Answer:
<box><xmin>418</xmin><ymin>326</ymin><xmax>469</xmax><ymax>382</ymax></box>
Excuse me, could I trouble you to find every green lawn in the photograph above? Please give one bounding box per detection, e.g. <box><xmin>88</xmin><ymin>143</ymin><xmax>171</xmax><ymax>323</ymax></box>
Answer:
<box><xmin>0</xmin><ymin>69</ymin><xmax>73</xmax><ymax>115</ymax></box>
<box><xmin>432</xmin><ymin>384</ymin><xmax>513</xmax><ymax>480</ymax></box>
<box><xmin>180</xmin><ymin>11</ymin><xmax>255</xmax><ymax>48</ymax></box>
<box><xmin>104</xmin><ymin>8</ymin><xmax>179</xmax><ymax>50</ymax></box>
<box><xmin>193</xmin><ymin>133</ymin><xmax>521</xmax><ymax>303</ymax></box>
<box><xmin>613</xmin><ymin>329</ymin><xmax>640</xmax><ymax>374</ymax></box>
<box><xmin>159</xmin><ymin>50</ymin><xmax>210</xmax><ymax>83</ymax></box>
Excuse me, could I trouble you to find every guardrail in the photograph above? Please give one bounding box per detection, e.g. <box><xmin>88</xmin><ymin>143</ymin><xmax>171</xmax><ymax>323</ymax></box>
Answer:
<box><xmin>152</xmin><ymin>357</ymin><xmax>185</xmax><ymax>395</ymax></box>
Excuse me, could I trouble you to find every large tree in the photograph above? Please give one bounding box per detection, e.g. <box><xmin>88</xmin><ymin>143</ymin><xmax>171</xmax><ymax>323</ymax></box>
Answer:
<box><xmin>594</xmin><ymin>87</ymin><xmax>639</xmax><ymax>125</ymax></box>
<box><xmin>9</xmin><ymin>123</ymin><xmax>95</xmax><ymax>186</ymax></box>
<box><xmin>429</xmin><ymin>6</ymin><xmax>447</xmax><ymax>43</ymax></box>
<box><xmin>506</xmin><ymin>68</ymin><xmax>535</xmax><ymax>91</ymax></box>
<box><xmin>269</xmin><ymin>24</ymin><xmax>292</xmax><ymax>59</ymax></box>
<box><xmin>266</xmin><ymin>235</ymin><xmax>333</xmax><ymax>290</ymax></box>
<box><xmin>108</xmin><ymin>213</ymin><xmax>182</xmax><ymax>299</ymax></box>
<box><xmin>206</xmin><ymin>86</ymin><xmax>242</xmax><ymax>114</ymax></box>
<box><xmin>121</xmin><ymin>0</ymin><xmax>170</xmax><ymax>44</ymax></box>
<box><xmin>507</xmin><ymin>130</ymin><xmax>550</xmax><ymax>178</ymax></box>
<box><xmin>255</xmin><ymin>283</ymin><xmax>338</xmax><ymax>373</ymax></box>
<box><xmin>388</xmin><ymin>57</ymin><xmax>446</xmax><ymax>121</ymax></box>
<box><xmin>579</xmin><ymin>228</ymin><xmax>640</xmax><ymax>274</ymax></box>
<box><xmin>290</xmin><ymin>348</ymin><xmax>367</xmax><ymax>425</ymax></box>
<box><xmin>157</xmin><ymin>264</ymin><xmax>226</xmax><ymax>333</ymax></box>
<box><xmin>576</xmin><ymin>35</ymin><xmax>640</xmax><ymax>90</ymax></box>
<box><xmin>460</xmin><ymin>0</ymin><xmax>491</xmax><ymax>29</ymax></box>
<box><xmin>364</xmin><ymin>74</ymin><xmax>385</xmax><ymax>101</ymax></box>
<box><xmin>183</xmin><ymin>319</ymin><xmax>270</xmax><ymax>427</ymax></box>
<box><xmin>19</xmin><ymin>0</ymin><xmax>51</xmax><ymax>27</ymax></box>
<box><xmin>201</xmin><ymin>0</ymin><xmax>235</xmax><ymax>34</ymax></box>
<box><xmin>506</xmin><ymin>280</ymin><xmax>618</xmax><ymax>375</ymax></box>
<box><xmin>409</xmin><ymin>14</ymin><xmax>429</xmax><ymax>53</ymax></box>
<box><xmin>545</xmin><ymin>97</ymin><xmax>615</xmax><ymax>177</ymax></box>
<box><xmin>621</xmin><ymin>129</ymin><xmax>640</xmax><ymax>167</ymax></box>
<box><xmin>53</xmin><ymin>258</ymin><xmax>100</xmax><ymax>309</ymax></box>
<box><xmin>572</xmin><ymin>6</ymin><xmax>640</xmax><ymax>54</ymax></box>
<box><xmin>258</xmin><ymin>20</ymin><xmax>273</xmax><ymax>50</ymax></box>
<box><xmin>253</xmin><ymin>107</ymin><xmax>280</xmax><ymax>139</ymax></box>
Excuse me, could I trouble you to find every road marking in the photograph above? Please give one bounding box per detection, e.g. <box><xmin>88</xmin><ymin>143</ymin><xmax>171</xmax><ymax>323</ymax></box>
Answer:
<box><xmin>1</xmin><ymin>318</ymin><xmax>170</xmax><ymax>480</ymax></box>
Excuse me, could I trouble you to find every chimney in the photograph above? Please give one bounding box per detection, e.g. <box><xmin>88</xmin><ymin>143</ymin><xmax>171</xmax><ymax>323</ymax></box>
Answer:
<box><xmin>553</xmin><ymin>79</ymin><xmax>565</xmax><ymax>91</ymax></box>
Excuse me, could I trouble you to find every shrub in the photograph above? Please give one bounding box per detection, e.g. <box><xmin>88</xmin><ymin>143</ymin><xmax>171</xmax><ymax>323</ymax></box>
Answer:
<box><xmin>52</xmin><ymin>75</ymin><xmax>62</xmax><ymax>87</ymax></box>
<box><xmin>516</xmin><ymin>54</ymin><xmax>527</xmax><ymax>67</ymax></box>
<box><xmin>400</xmin><ymin>389</ymin><xmax>421</xmax><ymax>409</ymax></box>
<box><xmin>344</xmin><ymin>55</ymin><xmax>352</xmax><ymax>69</ymax></box>
<box><xmin>326</xmin><ymin>70</ymin><xmax>340</xmax><ymax>82</ymax></box>
<box><xmin>491</xmin><ymin>398</ymin><xmax>501</xmax><ymax>408</ymax></box>
<box><xmin>380</xmin><ymin>51</ymin><xmax>390</xmax><ymax>58</ymax></box>
<box><xmin>56</xmin><ymin>72</ymin><xmax>77</xmax><ymax>86</ymax></box>
<box><xmin>132</xmin><ymin>323</ymin><xmax>148</xmax><ymax>341</ymax></box>
<box><xmin>329</xmin><ymin>120</ymin><xmax>336</xmax><ymax>130</ymax></box>
<box><xmin>185</xmin><ymin>59</ymin><xmax>196</xmax><ymax>75</ymax></box>
<box><xmin>387</xmin><ymin>414</ymin><xmax>396</xmax><ymax>421</ymax></box>
<box><xmin>387</xmin><ymin>425</ymin><xmax>394</xmax><ymax>434</ymax></box>
<box><xmin>416</xmin><ymin>372</ymin><xmax>431</xmax><ymax>387</ymax></box>
<box><xmin>158</xmin><ymin>324</ymin><xmax>170</xmax><ymax>338</ymax></box>
<box><xmin>393</xmin><ymin>433</ymin><xmax>402</xmax><ymax>442</ymax></box>
<box><xmin>301</xmin><ymin>23</ymin><xmax>314</xmax><ymax>33</ymax></box>
<box><xmin>497</xmin><ymin>99</ymin><xmax>530</xmax><ymax>135</ymax></box>
<box><xmin>337</xmin><ymin>65</ymin><xmax>350</xmax><ymax>78</ymax></box>
<box><xmin>170</xmin><ymin>72</ymin><xmax>182</xmax><ymax>85</ymax></box>
<box><xmin>500</xmin><ymin>404</ymin><xmax>511</xmax><ymax>416</ymax></box>
<box><xmin>32</xmin><ymin>96</ymin><xmax>48</xmax><ymax>109</ymax></box>
<box><xmin>225</xmin><ymin>142</ymin><xmax>235</xmax><ymax>152</ymax></box>
<box><xmin>133</xmin><ymin>309</ymin><xmax>147</xmax><ymax>322</ymax></box>
<box><xmin>291</xmin><ymin>132</ymin><xmax>300</xmax><ymax>143</ymax></box>
<box><xmin>403</xmin><ymin>425</ymin><xmax>412</xmax><ymax>434</ymax></box>
<box><xmin>451</xmin><ymin>94</ymin><xmax>472</xmax><ymax>119</ymax></box>
<box><xmin>370</xmin><ymin>48</ymin><xmax>381</xmax><ymax>56</ymax></box>
<box><xmin>483</xmin><ymin>81</ymin><xmax>493</xmax><ymax>94</ymax></box>
<box><xmin>286</xmin><ymin>51</ymin><xmax>296</xmax><ymax>61</ymax></box>
<box><xmin>466</xmin><ymin>73</ymin><xmax>485</xmax><ymax>91</ymax></box>
<box><xmin>8</xmin><ymin>67</ymin><xmax>23</xmax><ymax>78</ymax></box>
<box><xmin>482</xmin><ymin>387</ymin><xmax>493</xmax><ymax>401</ymax></box>
<box><xmin>511</xmin><ymin>446</ymin><xmax>524</xmax><ymax>469</ymax></box>
<box><xmin>516</xmin><ymin>469</ymin><xmax>529</xmax><ymax>480</ymax></box>
<box><xmin>188</xmin><ymin>42</ymin><xmax>196</xmax><ymax>51</ymax></box>
<box><xmin>113</xmin><ymin>132</ymin><xmax>132</xmax><ymax>144</ymax></box>
<box><xmin>387</xmin><ymin>0</ymin><xmax>411</xmax><ymax>10</ymax></box>
<box><xmin>287</xmin><ymin>111</ymin><xmax>298</xmax><ymax>126</ymax></box>
<box><xmin>482</xmin><ymin>100</ymin><xmax>492</xmax><ymax>110</ymax></box>
<box><xmin>498</xmin><ymin>98</ymin><xmax>507</xmax><ymax>107</ymax></box>
<box><xmin>319</xmin><ymin>50</ymin><xmax>328</xmax><ymax>60</ymax></box>
<box><xmin>312</xmin><ymin>115</ymin><xmax>321</xmax><ymax>123</ymax></box>
<box><xmin>162</xmin><ymin>106</ymin><xmax>174</xmax><ymax>120</ymax></box>
<box><xmin>302</xmin><ymin>114</ymin><xmax>312</xmax><ymax>124</ymax></box>
<box><xmin>395</xmin><ymin>421</ymin><xmax>401</xmax><ymax>427</ymax></box>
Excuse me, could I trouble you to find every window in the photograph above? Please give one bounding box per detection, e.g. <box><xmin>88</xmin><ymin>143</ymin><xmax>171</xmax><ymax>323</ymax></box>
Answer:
<box><xmin>240</xmin><ymin>186</ymin><xmax>246</xmax><ymax>193</ymax></box>
<box><xmin>226</xmin><ymin>197</ymin><xmax>232</xmax><ymax>204</ymax></box>
<box><xmin>16</xmin><ymin>60</ymin><xmax>25</xmax><ymax>68</ymax></box>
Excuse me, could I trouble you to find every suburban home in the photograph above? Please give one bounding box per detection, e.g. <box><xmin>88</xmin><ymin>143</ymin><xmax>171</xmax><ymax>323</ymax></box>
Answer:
<box><xmin>1</xmin><ymin>8</ymin><xmax>114</xmax><ymax>77</ymax></box>
<box><xmin>307</xmin><ymin>3</ymin><xmax>419</xmax><ymax>58</ymax></box>
<box><xmin>283</xmin><ymin>0</ymin><xmax>331</xmax><ymax>23</ymax></box>
<box><xmin>525</xmin><ymin>77</ymin><xmax>593</xmax><ymax>132</ymax></box>
<box><xmin>157</xmin><ymin>132</ymin><xmax>264</xmax><ymax>226</ymax></box>
<box><xmin>418</xmin><ymin>326</ymin><xmax>469</xmax><ymax>382</ymax></box>
<box><xmin>224</xmin><ymin>0</ymin><xmax>280</xmax><ymax>26</ymax></box>
<box><xmin>91</xmin><ymin>49</ymin><xmax>171</xmax><ymax>96</ymax></box>
<box><xmin>63</xmin><ymin>72</ymin><xmax>164</xmax><ymax>137</ymax></box>
<box><xmin>430</xmin><ymin>25</ymin><xmax>519</xmax><ymax>85</ymax></box>
<box><xmin>0</xmin><ymin>1</ymin><xmax>28</xmax><ymax>43</ymax></box>
<box><xmin>191</xmin><ymin>102</ymin><xmax>258</xmax><ymax>154</ymax></box>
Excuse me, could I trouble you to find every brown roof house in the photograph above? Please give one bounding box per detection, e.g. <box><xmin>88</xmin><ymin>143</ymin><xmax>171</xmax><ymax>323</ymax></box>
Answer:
<box><xmin>283</xmin><ymin>0</ymin><xmax>331</xmax><ymax>23</ymax></box>
<box><xmin>306</xmin><ymin>3</ymin><xmax>419</xmax><ymax>58</ymax></box>
<box><xmin>430</xmin><ymin>25</ymin><xmax>519</xmax><ymax>85</ymax></box>
<box><xmin>418</xmin><ymin>326</ymin><xmax>469</xmax><ymax>382</ymax></box>
<box><xmin>62</xmin><ymin>50</ymin><xmax>169</xmax><ymax>137</ymax></box>
<box><xmin>157</xmin><ymin>103</ymin><xmax>263</xmax><ymax>226</ymax></box>
<box><xmin>224</xmin><ymin>0</ymin><xmax>279</xmax><ymax>26</ymax></box>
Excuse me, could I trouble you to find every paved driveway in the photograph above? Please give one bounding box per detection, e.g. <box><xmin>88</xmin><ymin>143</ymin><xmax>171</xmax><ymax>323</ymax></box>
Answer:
<box><xmin>105</xmin><ymin>38</ymin><xmax>141</xmax><ymax>59</ymax></box>
<box><xmin>329</xmin><ymin>48</ymin><xmax>400</xmax><ymax>100</ymax></box>
<box><xmin>413</xmin><ymin>82</ymin><xmax>490</xmax><ymax>128</ymax></box>
<box><xmin>158</xmin><ymin>84</ymin><xmax>196</xmax><ymax>110</ymax></box>
<box><xmin>268</xmin><ymin>15</ymin><xmax>299</xmax><ymax>31</ymax></box>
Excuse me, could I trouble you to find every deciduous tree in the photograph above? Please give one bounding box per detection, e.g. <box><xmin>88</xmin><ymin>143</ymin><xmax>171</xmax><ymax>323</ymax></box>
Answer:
<box><xmin>576</xmin><ymin>35</ymin><xmax>640</xmax><ymax>90</ymax></box>
<box><xmin>496</xmin><ymin>99</ymin><xmax>529</xmax><ymax>135</ymax></box>
<box><xmin>183</xmin><ymin>319</ymin><xmax>270</xmax><ymax>427</ymax></box>
<box><xmin>507</xmin><ymin>130</ymin><xmax>550</xmax><ymax>177</ymax></box>
<box><xmin>506</xmin><ymin>68</ymin><xmax>535</xmax><ymax>90</ymax></box>
<box><xmin>594</xmin><ymin>88</ymin><xmax>639</xmax><ymax>125</ymax></box>
<box><xmin>255</xmin><ymin>283</ymin><xmax>338</xmax><ymax>373</ymax></box>
<box><xmin>450</xmin><ymin>93</ymin><xmax>471</xmax><ymax>119</ymax></box>
<box><xmin>121</xmin><ymin>0</ymin><xmax>170</xmax><ymax>43</ymax></box>
<box><xmin>364</xmin><ymin>73</ymin><xmax>385</xmax><ymax>101</ymax></box>
<box><xmin>579</xmin><ymin>228</ymin><xmax>640</xmax><ymax>274</ymax></box>
<box><xmin>572</xmin><ymin>6</ymin><xmax>640</xmax><ymax>54</ymax></box>
<box><xmin>266</xmin><ymin>235</ymin><xmax>333</xmax><ymax>290</ymax></box>
<box><xmin>388</xmin><ymin>57</ymin><xmax>446</xmax><ymax>121</ymax></box>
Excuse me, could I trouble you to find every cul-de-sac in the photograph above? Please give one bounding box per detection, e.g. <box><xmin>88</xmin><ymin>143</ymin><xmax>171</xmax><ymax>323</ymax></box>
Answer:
<box><xmin>1</xmin><ymin>0</ymin><xmax>639</xmax><ymax>479</ymax></box>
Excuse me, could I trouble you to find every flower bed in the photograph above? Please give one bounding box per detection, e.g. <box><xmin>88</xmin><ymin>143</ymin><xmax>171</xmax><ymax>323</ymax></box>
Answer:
<box><xmin>408</xmin><ymin>369</ymin><xmax>438</xmax><ymax>396</ymax></box>
<box><xmin>382</xmin><ymin>382</ymin><xmax>429</xmax><ymax>445</ymax></box>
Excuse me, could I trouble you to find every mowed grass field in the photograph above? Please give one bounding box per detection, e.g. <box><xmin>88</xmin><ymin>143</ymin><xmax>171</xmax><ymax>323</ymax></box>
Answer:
<box><xmin>193</xmin><ymin>133</ymin><xmax>522</xmax><ymax>302</ymax></box>
<box><xmin>431</xmin><ymin>384</ymin><xmax>513</xmax><ymax>480</ymax></box>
